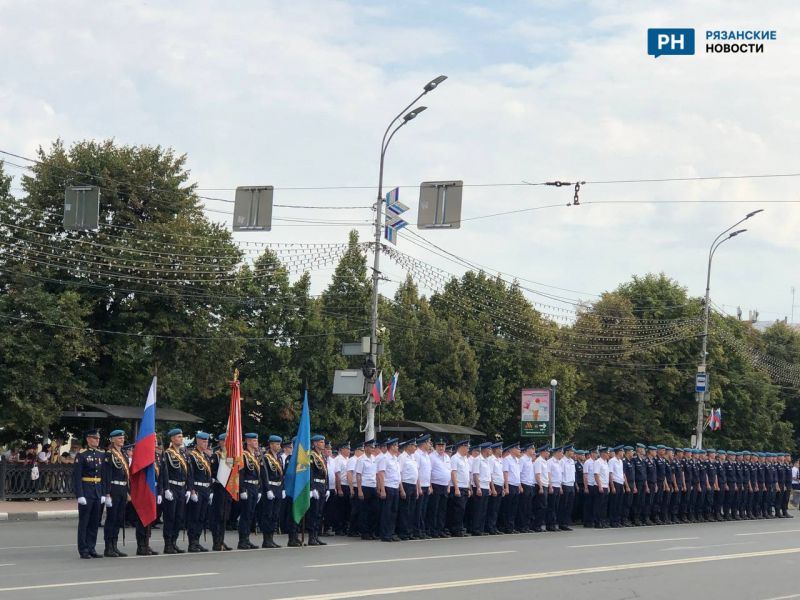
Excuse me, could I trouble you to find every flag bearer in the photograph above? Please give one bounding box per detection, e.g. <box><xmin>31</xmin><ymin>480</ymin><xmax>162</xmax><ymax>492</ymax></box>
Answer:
<box><xmin>102</xmin><ymin>429</ymin><xmax>130</xmax><ymax>557</ymax></box>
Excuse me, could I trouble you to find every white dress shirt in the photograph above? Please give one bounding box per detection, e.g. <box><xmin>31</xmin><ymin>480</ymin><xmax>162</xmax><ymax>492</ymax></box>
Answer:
<box><xmin>519</xmin><ymin>454</ymin><xmax>535</xmax><ymax>485</ymax></box>
<box><xmin>430</xmin><ymin>451</ymin><xmax>452</xmax><ymax>486</ymax></box>
<box><xmin>584</xmin><ymin>458</ymin><xmax>596</xmax><ymax>486</ymax></box>
<box><xmin>398</xmin><ymin>452</ymin><xmax>419</xmax><ymax>485</ymax></box>
<box><xmin>609</xmin><ymin>456</ymin><xmax>625</xmax><ymax>485</ymax></box>
<box><xmin>379</xmin><ymin>453</ymin><xmax>401</xmax><ymax>489</ymax></box>
<box><xmin>595</xmin><ymin>457</ymin><xmax>610</xmax><ymax>489</ymax></box>
<box><xmin>547</xmin><ymin>456</ymin><xmax>563</xmax><ymax>487</ymax></box>
<box><xmin>345</xmin><ymin>455</ymin><xmax>359</xmax><ymax>486</ymax></box>
<box><xmin>414</xmin><ymin>449</ymin><xmax>432</xmax><ymax>487</ymax></box>
<box><xmin>327</xmin><ymin>456</ymin><xmax>337</xmax><ymax>489</ymax></box>
<box><xmin>561</xmin><ymin>456</ymin><xmax>576</xmax><ymax>486</ymax></box>
<box><xmin>502</xmin><ymin>455</ymin><xmax>521</xmax><ymax>486</ymax></box>
<box><xmin>472</xmin><ymin>454</ymin><xmax>492</xmax><ymax>489</ymax></box>
<box><xmin>450</xmin><ymin>452</ymin><xmax>471</xmax><ymax>489</ymax></box>
<box><xmin>356</xmin><ymin>454</ymin><xmax>377</xmax><ymax>487</ymax></box>
<box><xmin>533</xmin><ymin>455</ymin><xmax>550</xmax><ymax>486</ymax></box>
<box><xmin>490</xmin><ymin>455</ymin><xmax>505</xmax><ymax>486</ymax></box>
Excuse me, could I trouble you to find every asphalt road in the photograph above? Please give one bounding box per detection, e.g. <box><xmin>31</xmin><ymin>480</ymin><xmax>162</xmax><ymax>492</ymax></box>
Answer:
<box><xmin>2</xmin><ymin>517</ymin><xmax>800</xmax><ymax>600</ymax></box>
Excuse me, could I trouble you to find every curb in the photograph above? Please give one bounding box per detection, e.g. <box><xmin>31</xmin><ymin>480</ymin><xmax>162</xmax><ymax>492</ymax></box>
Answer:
<box><xmin>0</xmin><ymin>510</ymin><xmax>78</xmax><ymax>522</ymax></box>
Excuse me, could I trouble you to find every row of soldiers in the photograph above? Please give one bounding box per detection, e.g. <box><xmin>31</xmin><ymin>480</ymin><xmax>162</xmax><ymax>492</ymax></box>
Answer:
<box><xmin>74</xmin><ymin>428</ymin><xmax>795</xmax><ymax>558</ymax></box>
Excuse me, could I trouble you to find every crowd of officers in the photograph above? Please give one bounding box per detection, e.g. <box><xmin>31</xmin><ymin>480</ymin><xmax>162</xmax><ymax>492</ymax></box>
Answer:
<box><xmin>73</xmin><ymin>427</ymin><xmax>796</xmax><ymax>559</ymax></box>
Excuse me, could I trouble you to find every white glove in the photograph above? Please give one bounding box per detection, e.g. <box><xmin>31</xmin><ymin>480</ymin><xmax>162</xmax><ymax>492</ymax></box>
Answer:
<box><xmin>209</xmin><ymin>493</ymin><xmax>214</xmax><ymax>504</ymax></box>
<box><xmin>157</xmin><ymin>495</ymin><xmax>163</xmax><ymax>505</ymax></box>
<box><xmin>190</xmin><ymin>492</ymin><xmax>199</xmax><ymax>503</ymax></box>
<box><xmin>185</xmin><ymin>491</ymin><xmax>191</xmax><ymax>503</ymax></box>
<box><xmin>105</xmin><ymin>496</ymin><xmax>113</xmax><ymax>508</ymax></box>
<box><xmin>267</xmin><ymin>490</ymin><xmax>275</xmax><ymax>500</ymax></box>
<box><xmin>325</xmin><ymin>490</ymin><xmax>330</xmax><ymax>500</ymax></box>
<box><xmin>77</xmin><ymin>496</ymin><xmax>87</xmax><ymax>506</ymax></box>
<box><xmin>257</xmin><ymin>493</ymin><xmax>262</xmax><ymax>503</ymax></box>
<box><xmin>281</xmin><ymin>490</ymin><xmax>286</xmax><ymax>499</ymax></box>
<box><xmin>240</xmin><ymin>491</ymin><xmax>248</xmax><ymax>500</ymax></box>
<box><xmin>165</xmin><ymin>489</ymin><xmax>174</xmax><ymax>501</ymax></box>
<box><xmin>311</xmin><ymin>489</ymin><xmax>319</xmax><ymax>500</ymax></box>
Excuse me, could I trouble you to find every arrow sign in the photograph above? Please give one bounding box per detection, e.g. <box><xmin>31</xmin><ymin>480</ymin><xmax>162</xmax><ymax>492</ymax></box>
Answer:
<box><xmin>384</xmin><ymin>187</ymin><xmax>408</xmax><ymax>245</ymax></box>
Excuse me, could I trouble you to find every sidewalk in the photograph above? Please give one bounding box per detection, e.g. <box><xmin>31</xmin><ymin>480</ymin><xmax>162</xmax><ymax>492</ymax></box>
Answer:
<box><xmin>0</xmin><ymin>499</ymin><xmax>78</xmax><ymax>522</ymax></box>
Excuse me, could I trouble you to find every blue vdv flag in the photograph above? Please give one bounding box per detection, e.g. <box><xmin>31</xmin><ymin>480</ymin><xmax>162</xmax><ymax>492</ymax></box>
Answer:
<box><xmin>284</xmin><ymin>390</ymin><xmax>311</xmax><ymax>523</ymax></box>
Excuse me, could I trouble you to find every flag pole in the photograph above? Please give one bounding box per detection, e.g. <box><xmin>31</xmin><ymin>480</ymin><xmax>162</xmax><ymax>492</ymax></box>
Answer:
<box><xmin>301</xmin><ymin>515</ymin><xmax>306</xmax><ymax>547</ymax></box>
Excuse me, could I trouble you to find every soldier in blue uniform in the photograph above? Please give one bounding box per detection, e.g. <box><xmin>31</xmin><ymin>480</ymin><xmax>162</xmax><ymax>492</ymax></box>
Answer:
<box><xmin>780</xmin><ymin>453</ymin><xmax>794</xmax><ymax>518</ymax></box>
<box><xmin>259</xmin><ymin>434</ymin><xmax>285</xmax><ymax>548</ymax></box>
<box><xmin>308</xmin><ymin>434</ymin><xmax>329</xmax><ymax>546</ymax></box>
<box><xmin>186</xmin><ymin>432</ymin><xmax>212</xmax><ymax>552</ymax></box>
<box><xmin>643</xmin><ymin>446</ymin><xmax>657</xmax><ymax>525</ymax></box>
<box><xmin>621</xmin><ymin>446</ymin><xmax>634</xmax><ymax>526</ymax></box>
<box><xmin>713</xmin><ymin>450</ymin><xmax>726</xmax><ymax>521</ymax></box>
<box><xmin>721</xmin><ymin>450</ymin><xmax>734</xmax><ymax>520</ymax></box>
<box><xmin>573</xmin><ymin>450</ymin><xmax>585</xmax><ymax>525</ymax></box>
<box><xmin>630</xmin><ymin>444</ymin><xmax>646</xmax><ymax>526</ymax></box>
<box><xmin>160</xmin><ymin>428</ymin><xmax>191</xmax><ymax>553</ymax></box>
<box><xmin>238</xmin><ymin>432</ymin><xmax>262</xmax><ymax>549</ymax></box>
<box><xmin>73</xmin><ymin>429</ymin><xmax>105</xmax><ymax>559</ymax></box>
<box><xmin>102</xmin><ymin>429</ymin><xmax>130</xmax><ymax>557</ymax></box>
<box><xmin>703</xmin><ymin>449</ymin><xmax>717</xmax><ymax>521</ymax></box>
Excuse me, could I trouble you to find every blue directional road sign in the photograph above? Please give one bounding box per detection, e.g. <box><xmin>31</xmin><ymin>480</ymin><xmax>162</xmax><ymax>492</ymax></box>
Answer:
<box><xmin>384</xmin><ymin>187</ymin><xmax>409</xmax><ymax>245</ymax></box>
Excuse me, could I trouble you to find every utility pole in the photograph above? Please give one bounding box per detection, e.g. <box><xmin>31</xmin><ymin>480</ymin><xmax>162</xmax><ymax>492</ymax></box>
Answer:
<box><xmin>695</xmin><ymin>209</ymin><xmax>763</xmax><ymax>448</ymax></box>
<box><xmin>365</xmin><ymin>75</ymin><xmax>447</xmax><ymax>442</ymax></box>
<box><xmin>792</xmin><ymin>286</ymin><xmax>796</xmax><ymax>324</ymax></box>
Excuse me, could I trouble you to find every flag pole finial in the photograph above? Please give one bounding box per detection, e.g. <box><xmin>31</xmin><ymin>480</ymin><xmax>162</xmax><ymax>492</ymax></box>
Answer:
<box><xmin>233</xmin><ymin>368</ymin><xmax>239</xmax><ymax>382</ymax></box>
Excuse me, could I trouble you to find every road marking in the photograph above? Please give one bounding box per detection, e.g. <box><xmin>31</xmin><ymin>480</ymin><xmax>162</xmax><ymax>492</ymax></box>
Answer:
<box><xmin>79</xmin><ymin>579</ymin><xmax>318</xmax><ymax>599</ymax></box>
<box><xmin>307</xmin><ymin>550</ymin><xmax>515</xmax><ymax>568</ymax></box>
<box><xmin>0</xmin><ymin>573</ymin><xmax>217</xmax><ymax>593</ymax></box>
<box><xmin>736</xmin><ymin>529</ymin><xmax>800</xmax><ymax>537</ymax></box>
<box><xmin>661</xmin><ymin>542</ymin><xmax>749</xmax><ymax>551</ymax></box>
<box><xmin>761</xmin><ymin>595</ymin><xmax>800</xmax><ymax>600</ymax></box>
<box><xmin>569</xmin><ymin>536</ymin><xmax>699</xmax><ymax>548</ymax></box>
<box><xmin>269</xmin><ymin>547</ymin><xmax>800</xmax><ymax>600</ymax></box>
<box><xmin>0</xmin><ymin>564</ymin><xmax>15</xmax><ymax>567</ymax></box>
<box><xmin>0</xmin><ymin>544</ymin><xmax>73</xmax><ymax>551</ymax></box>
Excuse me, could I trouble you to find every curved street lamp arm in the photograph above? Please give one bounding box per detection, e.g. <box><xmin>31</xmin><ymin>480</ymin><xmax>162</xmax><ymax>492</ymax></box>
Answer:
<box><xmin>380</xmin><ymin>91</ymin><xmax>426</xmax><ymax>156</ymax></box>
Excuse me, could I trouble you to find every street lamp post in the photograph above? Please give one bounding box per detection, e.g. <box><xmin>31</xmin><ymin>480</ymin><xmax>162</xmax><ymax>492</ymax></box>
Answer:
<box><xmin>550</xmin><ymin>379</ymin><xmax>558</xmax><ymax>448</ymax></box>
<box><xmin>365</xmin><ymin>75</ymin><xmax>447</xmax><ymax>442</ymax></box>
<box><xmin>694</xmin><ymin>209</ymin><xmax>763</xmax><ymax>448</ymax></box>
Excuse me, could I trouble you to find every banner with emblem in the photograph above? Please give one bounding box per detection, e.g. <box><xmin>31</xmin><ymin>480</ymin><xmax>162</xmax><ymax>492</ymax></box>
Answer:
<box><xmin>216</xmin><ymin>371</ymin><xmax>244</xmax><ymax>500</ymax></box>
<box><xmin>284</xmin><ymin>389</ymin><xmax>311</xmax><ymax>523</ymax></box>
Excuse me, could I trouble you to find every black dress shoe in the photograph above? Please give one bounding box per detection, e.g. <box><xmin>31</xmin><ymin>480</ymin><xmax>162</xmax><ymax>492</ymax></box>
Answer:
<box><xmin>559</xmin><ymin>526</ymin><xmax>573</xmax><ymax>531</ymax></box>
<box><xmin>80</xmin><ymin>553</ymin><xmax>92</xmax><ymax>559</ymax></box>
<box><xmin>89</xmin><ymin>551</ymin><xmax>103</xmax><ymax>558</ymax></box>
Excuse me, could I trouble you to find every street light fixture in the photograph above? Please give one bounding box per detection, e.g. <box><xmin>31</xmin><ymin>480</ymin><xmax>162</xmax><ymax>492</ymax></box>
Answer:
<box><xmin>365</xmin><ymin>76</ymin><xmax>447</xmax><ymax>441</ymax></box>
<box><xmin>695</xmin><ymin>212</ymin><xmax>762</xmax><ymax>448</ymax></box>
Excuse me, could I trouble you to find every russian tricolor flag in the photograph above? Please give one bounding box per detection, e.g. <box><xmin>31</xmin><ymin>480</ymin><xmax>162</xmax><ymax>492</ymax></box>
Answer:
<box><xmin>130</xmin><ymin>376</ymin><xmax>158</xmax><ymax>527</ymax></box>
<box><xmin>372</xmin><ymin>371</ymin><xmax>383</xmax><ymax>405</ymax></box>
<box><xmin>388</xmin><ymin>371</ymin><xmax>399</xmax><ymax>403</ymax></box>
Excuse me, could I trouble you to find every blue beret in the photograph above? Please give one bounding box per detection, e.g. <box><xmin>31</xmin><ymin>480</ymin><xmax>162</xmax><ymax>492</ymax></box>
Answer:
<box><xmin>244</xmin><ymin>433</ymin><xmax>258</xmax><ymax>440</ymax></box>
<box><xmin>310</xmin><ymin>434</ymin><xmax>325</xmax><ymax>443</ymax></box>
<box><xmin>268</xmin><ymin>435</ymin><xmax>282</xmax><ymax>443</ymax></box>
<box><xmin>195</xmin><ymin>432</ymin><xmax>210</xmax><ymax>441</ymax></box>
<box><xmin>217</xmin><ymin>433</ymin><xmax>227</xmax><ymax>442</ymax></box>
<box><xmin>416</xmin><ymin>434</ymin><xmax>431</xmax><ymax>444</ymax></box>
<box><xmin>656</xmin><ymin>444</ymin><xmax>666</xmax><ymax>450</ymax></box>
<box><xmin>636</xmin><ymin>443</ymin><xmax>646</xmax><ymax>448</ymax></box>
<box><xmin>167</xmin><ymin>428</ymin><xmax>183</xmax><ymax>438</ymax></box>
<box><xmin>706</xmin><ymin>448</ymin><xmax>716</xmax><ymax>453</ymax></box>
<box><xmin>647</xmin><ymin>445</ymin><xmax>657</xmax><ymax>451</ymax></box>
<box><xmin>109</xmin><ymin>429</ymin><xmax>125</xmax><ymax>438</ymax></box>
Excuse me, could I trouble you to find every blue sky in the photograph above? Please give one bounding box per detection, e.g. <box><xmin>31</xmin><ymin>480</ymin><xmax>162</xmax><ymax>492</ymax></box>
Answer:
<box><xmin>1</xmin><ymin>0</ymin><xmax>799</xmax><ymax>321</ymax></box>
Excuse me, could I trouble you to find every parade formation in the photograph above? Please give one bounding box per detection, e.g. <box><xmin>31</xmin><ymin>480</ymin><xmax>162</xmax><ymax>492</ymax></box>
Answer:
<box><xmin>72</xmin><ymin>428</ymin><xmax>796</xmax><ymax>559</ymax></box>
